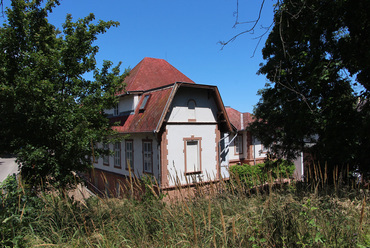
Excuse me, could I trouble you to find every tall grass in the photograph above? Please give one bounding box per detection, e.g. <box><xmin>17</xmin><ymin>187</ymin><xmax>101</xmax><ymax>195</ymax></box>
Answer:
<box><xmin>1</xmin><ymin>166</ymin><xmax>369</xmax><ymax>247</ymax></box>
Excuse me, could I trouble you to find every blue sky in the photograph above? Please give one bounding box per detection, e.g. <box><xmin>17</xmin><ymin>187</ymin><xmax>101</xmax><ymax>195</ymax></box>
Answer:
<box><xmin>4</xmin><ymin>0</ymin><xmax>275</xmax><ymax>113</ymax></box>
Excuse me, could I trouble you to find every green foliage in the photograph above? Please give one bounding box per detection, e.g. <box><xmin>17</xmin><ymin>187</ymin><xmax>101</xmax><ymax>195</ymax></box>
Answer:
<box><xmin>1</xmin><ymin>176</ymin><xmax>367</xmax><ymax>247</ymax></box>
<box><xmin>0</xmin><ymin>0</ymin><xmax>127</xmax><ymax>188</ymax></box>
<box><xmin>251</xmin><ymin>0</ymin><xmax>370</xmax><ymax>177</ymax></box>
<box><xmin>0</xmin><ymin>175</ymin><xmax>43</xmax><ymax>247</ymax></box>
<box><xmin>229</xmin><ymin>159</ymin><xmax>295</xmax><ymax>187</ymax></box>
<box><xmin>141</xmin><ymin>174</ymin><xmax>166</xmax><ymax>203</ymax></box>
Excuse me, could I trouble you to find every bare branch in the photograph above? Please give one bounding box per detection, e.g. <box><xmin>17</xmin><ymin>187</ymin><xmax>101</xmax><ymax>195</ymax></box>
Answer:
<box><xmin>219</xmin><ymin>0</ymin><xmax>266</xmax><ymax>49</ymax></box>
<box><xmin>1</xmin><ymin>0</ymin><xmax>4</xmax><ymax>18</ymax></box>
<box><xmin>251</xmin><ymin>23</ymin><xmax>274</xmax><ymax>58</ymax></box>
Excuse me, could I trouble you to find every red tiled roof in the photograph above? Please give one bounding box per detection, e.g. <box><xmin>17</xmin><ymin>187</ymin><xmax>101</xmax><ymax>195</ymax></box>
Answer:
<box><xmin>120</xmin><ymin>57</ymin><xmax>195</xmax><ymax>93</ymax></box>
<box><xmin>225</xmin><ymin>107</ymin><xmax>242</xmax><ymax>130</ymax></box>
<box><xmin>110</xmin><ymin>58</ymin><xmax>232</xmax><ymax>134</ymax></box>
<box><xmin>225</xmin><ymin>107</ymin><xmax>254</xmax><ymax>131</ymax></box>
<box><xmin>243</xmin><ymin>112</ymin><xmax>254</xmax><ymax>128</ymax></box>
<box><xmin>112</xmin><ymin>87</ymin><xmax>174</xmax><ymax>133</ymax></box>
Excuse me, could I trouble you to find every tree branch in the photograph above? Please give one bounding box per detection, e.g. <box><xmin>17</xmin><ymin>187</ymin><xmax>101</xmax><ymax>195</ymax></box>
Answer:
<box><xmin>220</xmin><ymin>0</ymin><xmax>266</xmax><ymax>50</ymax></box>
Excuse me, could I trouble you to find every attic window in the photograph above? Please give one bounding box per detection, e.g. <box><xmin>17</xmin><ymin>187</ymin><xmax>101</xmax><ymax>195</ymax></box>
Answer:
<box><xmin>139</xmin><ymin>95</ymin><xmax>150</xmax><ymax>111</ymax></box>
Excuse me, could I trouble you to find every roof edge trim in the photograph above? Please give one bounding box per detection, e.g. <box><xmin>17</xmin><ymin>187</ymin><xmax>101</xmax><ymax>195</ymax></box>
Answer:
<box><xmin>154</xmin><ymin>83</ymin><xmax>179</xmax><ymax>133</ymax></box>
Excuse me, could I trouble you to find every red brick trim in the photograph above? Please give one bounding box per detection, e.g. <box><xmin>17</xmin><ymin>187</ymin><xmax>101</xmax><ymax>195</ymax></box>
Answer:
<box><xmin>88</xmin><ymin>168</ymin><xmax>147</xmax><ymax>198</ymax></box>
<box><xmin>160</xmin><ymin>129</ymin><xmax>169</xmax><ymax>187</ymax></box>
<box><xmin>247</xmin><ymin>131</ymin><xmax>253</xmax><ymax>161</ymax></box>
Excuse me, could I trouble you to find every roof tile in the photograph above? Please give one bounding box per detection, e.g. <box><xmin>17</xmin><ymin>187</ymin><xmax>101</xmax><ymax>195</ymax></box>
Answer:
<box><xmin>225</xmin><ymin>107</ymin><xmax>254</xmax><ymax>131</ymax></box>
<box><xmin>120</xmin><ymin>57</ymin><xmax>195</xmax><ymax>93</ymax></box>
<box><xmin>112</xmin><ymin>87</ymin><xmax>173</xmax><ymax>133</ymax></box>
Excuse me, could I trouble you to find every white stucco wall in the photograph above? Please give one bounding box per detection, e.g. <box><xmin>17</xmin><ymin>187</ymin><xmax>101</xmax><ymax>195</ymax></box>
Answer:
<box><xmin>105</xmin><ymin>94</ymin><xmax>139</xmax><ymax>116</ymax></box>
<box><xmin>167</xmin><ymin>87</ymin><xmax>218</xmax><ymax>123</ymax></box>
<box><xmin>94</xmin><ymin>133</ymin><xmax>160</xmax><ymax>180</ymax></box>
<box><xmin>219</xmin><ymin>133</ymin><xmax>230</xmax><ymax>178</ymax></box>
<box><xmin>163</xmin><ymin>87</ymin><xmax>222</xmax><ymax>187</ymax></box>
<box><xmin>166</xmin><ymin>124</ymin><xmax>218</xmax><ymax>186</ymax></box>
<box><xmin>252</xmin><ymin>138</ymin><xmax>268</xmax><ymax>159</ymax></box>
<box><xmin>118</xmin><ymin>95</ymin><xmax>136</xmax><ymax>113</ymax></box>
<box><xmin>228</xmin><ymin>131</ymin><xmax>247</xmax><ymax>162</ymax></box>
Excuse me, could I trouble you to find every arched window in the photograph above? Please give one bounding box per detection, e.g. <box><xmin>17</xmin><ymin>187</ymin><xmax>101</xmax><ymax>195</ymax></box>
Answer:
<box><xmin>187</xmin><ymin>99</ymin><xmax>196</xmax><ymax>121</ymax></box>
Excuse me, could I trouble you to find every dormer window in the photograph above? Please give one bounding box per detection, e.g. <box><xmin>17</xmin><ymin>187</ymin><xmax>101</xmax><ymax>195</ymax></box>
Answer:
<box><xmin>139</xmin><ymin>95</ymin><xmax>150</xmax><ymax>111</ymax></box>
<box><xmin>113</xmin><ymin>104</ymin><xmax>119</xmax><ymax>116</ymax></box>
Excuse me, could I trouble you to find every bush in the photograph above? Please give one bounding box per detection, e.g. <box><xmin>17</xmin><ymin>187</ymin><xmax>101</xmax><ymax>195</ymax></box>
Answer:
<box><xmin>230</xmin><ymin>159</ymin><xmax>295</xmax><ymax>187</ymax></box>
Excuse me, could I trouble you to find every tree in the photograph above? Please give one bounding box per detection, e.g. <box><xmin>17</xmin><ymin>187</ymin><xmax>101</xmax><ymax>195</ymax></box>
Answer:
<box><xmin>250</xmin><ymin>0</ymin><xmax>370</xmax><ymax>176</ymax></box>
<box><xmin>0</xmin><ymin>0</ymin><xmax>126</xmax><ymax>188</ymax></box>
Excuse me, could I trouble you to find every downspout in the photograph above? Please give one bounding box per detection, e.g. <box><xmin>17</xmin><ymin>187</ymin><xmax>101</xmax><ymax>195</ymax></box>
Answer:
<box><xmin>253</xmin><ymin>136</ymin><xmax>256</xmax><ymax>165</ymax></box>
<box><xmin>217</xmin><ymin>133</ymin><xmax>231</xmax><ymax>179</ymax></box>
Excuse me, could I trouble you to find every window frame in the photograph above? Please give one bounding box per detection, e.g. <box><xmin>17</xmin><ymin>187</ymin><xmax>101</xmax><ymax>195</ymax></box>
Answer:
<box><xmin>125</xmin><ymin>139</ymin><xmax>134</xmax><ymax>171</ymax></box>
<box><xmin>183</xmin><ymin>136</ymin><xmax>202</xmax><ymax>175</ymax></box>
<box><xmin>234</xmin><ymin>133</ymin><xmax>243</xmax><ymax>155</ymax></box>
<box><xmin>139</xmin><ymin>95</ymin><xmax>151</xmax><ymax>111</ymax></box>
<box><xmin>142</xmin><ymin>140</ymin><xmax>153</xmax><ymax>174</ymax></box>
<box><xmin>114</xmin><ymin>142</ymin><xmax>121</xmax><ymax>168</ymax></box>
<box><xmin>103</xmin><ymin>142</ymin><xmax>109</xmax><ymax>166</ymax></box>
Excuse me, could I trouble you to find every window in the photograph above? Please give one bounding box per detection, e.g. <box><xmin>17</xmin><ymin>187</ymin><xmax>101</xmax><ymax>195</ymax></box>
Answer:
<box><xmin>143</xmin><ymin>140</ymin><xmax>153</xmax><ymax>173</ymax></box>
<box><xmin>114</xmin><ymin>142</ymin><xmax>121</xmax><ymax>168</ymax></box>
<box><xmin>235</xmin><ymin>134</ymin><xmax>243</xmax><ymax>154</ymax></box>
<box><xmin>187</xmin><ymin>99</ymin><xmax>196</xmax><ymax>121</ymax></box>
<box><xmin>113</xmin><ymin>103</ymin><xmax>119</xmax><ymax>116</ymax></box>
<box><xmin>125</xmin><ymin>140</ymin><xmax>134</xmax><ymax>170</ymax></box>
<box><xmin>139</xmin><ymin>95</ymin><xmax>150</xmax><ymax>111</ymax></box>
<box><xmin>103</xmin><ymin>143</ymin><xmax>109</xmax><ymax>165</ymax></box>
<box><xmin>184</xmin><ymin>137</ymin><xmax>202</xmax><ymax>174</ymax></box>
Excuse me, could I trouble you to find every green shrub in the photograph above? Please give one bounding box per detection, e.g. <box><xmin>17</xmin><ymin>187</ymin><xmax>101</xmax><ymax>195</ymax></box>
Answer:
<box><xmin>230</xmin><ymin>159</ymin><xmax>295</xmax><ymax>187</ymax></box>
<box><xmin>0</xmin><ymin>175</ymin><xmax>43</xmax><ymax>247</ymax></box>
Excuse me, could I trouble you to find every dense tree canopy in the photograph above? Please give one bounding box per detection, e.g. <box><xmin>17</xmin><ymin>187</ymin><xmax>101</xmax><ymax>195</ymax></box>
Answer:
<box><xmin>0</xmin><ymin>0</ymin><xmax>126</xmax><ymax>187</ymax></box>
<box><xmin>250</xmin><ymin>0</ymin><xmax>370</xmax><ymax>175</ymax></box>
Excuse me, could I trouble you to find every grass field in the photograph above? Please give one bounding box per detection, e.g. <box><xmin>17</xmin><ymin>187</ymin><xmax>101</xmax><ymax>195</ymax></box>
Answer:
<box><xmin>1</xmin><ymin>168</ymin><xmax>369</xmax><ymax>247</ymax></box>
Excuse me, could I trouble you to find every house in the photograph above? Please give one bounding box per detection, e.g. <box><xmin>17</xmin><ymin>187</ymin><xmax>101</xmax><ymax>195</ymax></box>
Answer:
<box><xmin>225</xmin><ymin>107</ymin><xmax>304</xmax><ymax>180</ymax></box>
<box><xmin>225</xmin><ymin>107</ymin><xmax>267</xmax><ymax>165</ymax></box>
<box><xmin>89</xmin><ymin>57</ymin><xmax>233</xmax><ymax>196</ymax></box>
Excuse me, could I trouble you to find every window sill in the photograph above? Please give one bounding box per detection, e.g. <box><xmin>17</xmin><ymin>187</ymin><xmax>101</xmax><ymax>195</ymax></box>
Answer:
<box><xmin>185</xmin><ymin>171</ymin><xmax>202</xmax><ymax>176</ymax></box>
